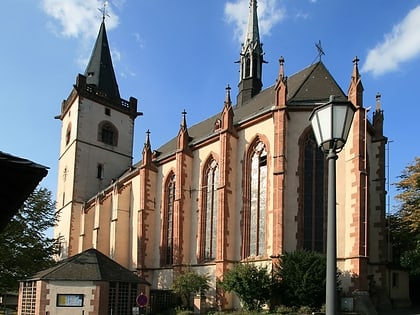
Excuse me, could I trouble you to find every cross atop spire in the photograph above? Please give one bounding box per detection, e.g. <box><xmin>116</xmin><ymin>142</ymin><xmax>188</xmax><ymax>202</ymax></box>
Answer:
<box><xmin>145</xmin><ymin>129</ymin><xmax>151</xmax><ymax>148</ymax></box>
<box><xmin>98</xmin><ymin>1</ymin><xmax>110</xmax><ymax>21</ymax></box>
<box><xmin>181</xmin><ymin>109</ymin><xmax>188</xmax><ymax>130</ymax></box>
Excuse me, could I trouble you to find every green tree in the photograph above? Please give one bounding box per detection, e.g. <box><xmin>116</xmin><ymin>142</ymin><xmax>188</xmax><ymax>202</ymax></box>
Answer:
<box><xmin>395</xmin><ymin>157</ymin><xmax>420</xmax><ymax>232</ymax></box>
<box><xmin>218</xmin><ymin>263</ymin><xmax>271</xmax><ymax>311</ymax></box>
<box><xmin>172</xmin><ymin>269</ymin><xmax>210</xmax><ymax>310</ymax></box>
<box><xmin>273</xmin><ymin>250</ymin><xmax>327</xmax><ymax>309</ymax></box>
<box><xmin>391</xmin><ymin>156</ymin><xmax>420</xmax><ymax>275</ymax></box>
<box><xmin>0</xmin><ymin>187</ymin><xmax>60</xmax><ymax>293</ymax></box>
<box><xmin>388</xmin><ymin>213</ymin><xmax>420</xmax><ymax>274</ymax></box>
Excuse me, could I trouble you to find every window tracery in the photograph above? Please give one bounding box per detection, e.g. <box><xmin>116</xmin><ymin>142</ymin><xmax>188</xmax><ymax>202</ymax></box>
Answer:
<box><xmin>201</xmin><ymin>159</ymin><xmax>219</xmax><ymax>261</ymax></box>
<box><xmin>162</xmin><ymin>173</ymin><xmax>175</xmax><ymax>266</ymax></box>
<box><xmin>243</xmin><ymin>140</ymin><xmax>267</xmax><ymax>258</ymax></box>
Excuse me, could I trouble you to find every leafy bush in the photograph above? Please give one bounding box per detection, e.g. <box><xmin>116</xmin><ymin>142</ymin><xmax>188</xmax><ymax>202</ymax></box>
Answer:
<box><xmin>274</xmin><ymin>304</ymin><xmax>296</xmax><ymax>314</ymax></box>
<box><xmin>172</xmin><ymin>269</ymin><xmax>210</xmax><ymax>310</ymax></box>
<box><xmin>218</xmin><ymin>263</ymin><xmax>271</xmax><ymax>311</ymax></box>
<box><xmin>296</xmin><ymin>305</ymin><xmax>313</xmax><ymax>314</ymax></box>
<box><xmin>273</xmin><ymin>250</ymin><xmax>327</xmax><ymax>309</ymax></box>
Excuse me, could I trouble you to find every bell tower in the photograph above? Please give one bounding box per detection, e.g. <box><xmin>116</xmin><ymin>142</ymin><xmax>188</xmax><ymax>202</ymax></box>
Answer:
<box><xmin>54</xmin><ymin>18</ymin><xmax>141</xmax><ymax>258</ymax></box>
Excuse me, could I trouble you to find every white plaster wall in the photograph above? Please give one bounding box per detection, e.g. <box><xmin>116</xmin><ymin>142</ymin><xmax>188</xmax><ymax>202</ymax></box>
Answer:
<box><xmin>130</xmin><ymin>176</ymin><xmax>140</xmax><ymax>270</ymax></box>
<box><xmin>154</xmin><ymin>269</ymin><xmax>173</xmax><ymax>290</ymax></box>
<box><xmin>77</xmin><ymin>98</ymin><xmax>134</xmax><ymax>155</ymax></box>
<box><xmin>45</xmin><ymin>281</ymin><xmax>95</xmax><ymax>315</ymax></box>
<box><xmin>337</xmin><ymin>122</ymin><xmax>357</xmax><ymax>269</ymax></box>
<box><xmin>55</xmin><ymin>97</ymin><xmax>80</xmax><ymax>255</ymax></box>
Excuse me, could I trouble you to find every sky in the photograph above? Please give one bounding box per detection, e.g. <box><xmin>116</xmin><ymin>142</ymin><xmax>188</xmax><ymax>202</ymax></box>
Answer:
<box><xmin>1</xmin><ymin>0</ymin><xmax>420</xmax><ymax>213</ymax></box>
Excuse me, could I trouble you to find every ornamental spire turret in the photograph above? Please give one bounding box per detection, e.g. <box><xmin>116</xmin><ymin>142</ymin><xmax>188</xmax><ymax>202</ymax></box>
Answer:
<box><xmin>142</xmin><ymin>130</ymin><xmax>153</xmax><ymax>166</ymax></box>
<box><xmin>237</xmin><ymin>0</ymin><xmax>265</xmax><ymax>106</ymax></box>
<box><xmin>347</xmin><ymin>56</ymin><xmax>364</xmax><ymax>107</ymax></box>
<box><xmin>221</xmin><ymin>85</ymin><xmax>236</xmax><ymax>134</ymax></box>
<box><xmin>177</xmin><ymin>110</ymin><xmax>191</xmax><ymax>153</ymax></box>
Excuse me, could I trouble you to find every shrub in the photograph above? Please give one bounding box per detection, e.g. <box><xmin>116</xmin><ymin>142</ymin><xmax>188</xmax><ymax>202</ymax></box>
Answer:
<box><xmin>218</xmin><ymin>263</ymin><xmax>271</xmax><ymax>311</ymax></box>
<box><xmin>172</xmin><ymin>269</ymin><xmax>210</xmax><ymax>310</ymax></box>
<box><xmin>273</xmin><ymin>250</ymin><xmax>327</xmax><ymax>309</ymax></box>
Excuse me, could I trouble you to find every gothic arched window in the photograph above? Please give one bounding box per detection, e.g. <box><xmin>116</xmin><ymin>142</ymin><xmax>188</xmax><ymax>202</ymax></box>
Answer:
<box><xmin>299</xmin><ymin>130</ymin><xmax>326</xmax><ymax>253</ymax></box>
<box><xmin>244</xmin><ymin>57</ymin><xmax>251</xmax><ymax>78</ymax></box>
<box><xmin>243</xmin><ymin>140</ymin><xmax>267</xmax><ymax>258</ymax></box>
<box><xmin>200</xmin><ymin>159</ymin><xmax>219</xmax><ymax>261</ymax></box>
<box><xmin>162</xmin><ymin>173</ymin><xmax>175</xmax><ymax>266</ymax></box>
<box><xmin>65</xmin><ymin>123</ymin><xmax>71</xmax><ymax>145</ymax></box>
<box><xmin>98</xmin><ymin>121</ymin><xmax>118</xmax><ymax>146</ymax></box>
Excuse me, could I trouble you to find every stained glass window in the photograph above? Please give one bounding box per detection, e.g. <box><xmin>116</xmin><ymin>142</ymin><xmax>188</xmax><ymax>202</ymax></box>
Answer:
<box><xmin>163</xmin><ymin>173</ymin><xmax>175</xmax><ymax>266</ymax></box>
<box><xmin>302</xmin><ymin>132</ymin><xmax>326</xmax><ymax>252</ymax></box>
<box><xmin>203</xmin><ymin>159</ymin><xmax>218</xmax><ymax>260</ymax></box>
<box><xmin>246</xmin><ymin>141</ymin><xmax>267</xmax><ymax>257</ymax></box>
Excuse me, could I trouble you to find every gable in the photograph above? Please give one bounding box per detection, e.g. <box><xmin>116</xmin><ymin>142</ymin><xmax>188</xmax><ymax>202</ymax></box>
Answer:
<box><xmin>287</xmin><ymin>61</ymin><xmax>346</xmax><ymax>104</ymax></box>
<box><xmin>27</xmin><ymin>248</ymin><xmax>149</xmax><ymax>284</ymax></box>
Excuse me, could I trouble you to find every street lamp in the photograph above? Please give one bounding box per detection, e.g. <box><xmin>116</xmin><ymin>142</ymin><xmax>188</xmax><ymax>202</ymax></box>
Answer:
<box><xmin>309</xmin><ymin>95</ymin><xmax>355</xmax><ymax>315</ymax></box>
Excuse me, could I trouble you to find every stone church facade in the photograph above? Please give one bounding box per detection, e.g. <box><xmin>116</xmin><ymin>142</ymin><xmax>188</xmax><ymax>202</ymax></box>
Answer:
<box><xmin>54</xmin><ymin>1</ymin><xmax>397</xmax><ymax>311</ymax></box>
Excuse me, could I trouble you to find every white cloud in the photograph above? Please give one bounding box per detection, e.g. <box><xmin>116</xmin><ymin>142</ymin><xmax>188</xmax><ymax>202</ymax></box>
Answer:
<box><xmin>133</xmin><ymin>32</ymin><xmax>145</xmax><ymax>49</ymax></box>
<box><xmin>42</xmin><ymin>0</ymin><xmax>119</xmax><ymax>40</ymax></box>
<box><xmin>362</xmin><ymin>5</ymin><xmax>420</xmax><ymax>76</ymax></box>
<box><xmin>111</xmin><ymin>48</ymin><xmax>121</xmax><ymax>63</ymax></box>
<box><xmin>224</xmin><ymin>0</ymin><xmax>286</xmax><ymax>42</ymax></box>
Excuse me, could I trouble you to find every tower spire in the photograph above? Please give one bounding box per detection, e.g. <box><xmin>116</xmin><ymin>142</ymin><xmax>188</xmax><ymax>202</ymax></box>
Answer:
<box><xmin>84</xmin><ymin>18</ymin><xmax>120</xmax><ymax>100</ymax></box>
<box><xmin>237</xmin><ymin>0</ymin><xmax>265</xmax><ymax>106</ymax></box>
<box><xmin>245</xmin><ymin>0</ymin><xmax>260</xmax><ymax>47</ymax></box>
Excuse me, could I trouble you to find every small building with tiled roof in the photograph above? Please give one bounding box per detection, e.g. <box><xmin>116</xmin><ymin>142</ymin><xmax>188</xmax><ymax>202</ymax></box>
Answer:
<box><xmin>17</xmin><ymin>248</ymin><xmax>150</xmax><ymax>315</ymax></box>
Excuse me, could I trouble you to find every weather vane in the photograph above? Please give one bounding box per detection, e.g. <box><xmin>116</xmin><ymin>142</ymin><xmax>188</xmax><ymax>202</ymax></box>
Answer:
<box><xmin>98</xmin><ymin>1</ymin><xmax>110</xmax><ymax>21</ymax></box>
<box><xmin>315</xmin><ymin>40</ymin><xmax>325</xmax><ymax>62</ymax></box>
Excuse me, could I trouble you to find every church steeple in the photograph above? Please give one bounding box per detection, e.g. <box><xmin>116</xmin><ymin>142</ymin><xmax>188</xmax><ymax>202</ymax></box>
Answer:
<box><xmin>84</xmin><ymin>19</ymin><xmax>120</xmax><ymax>100</ymax></box>
<box><xmin>54</xmin><ymin>14</ymin><xmax>138</xmax><ymax>258</ymax></box>
<box><xmin>237</xmin><ymin>0</ymin><xmax>265</xmax><ymax>106</ymax></box>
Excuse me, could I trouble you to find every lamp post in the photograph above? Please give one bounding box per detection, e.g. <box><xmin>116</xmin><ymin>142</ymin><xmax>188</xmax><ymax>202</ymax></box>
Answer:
<box><xmin>309</xmin><ymin>95</ymin><xmax>355</xmax><ymax>315</ymax></box>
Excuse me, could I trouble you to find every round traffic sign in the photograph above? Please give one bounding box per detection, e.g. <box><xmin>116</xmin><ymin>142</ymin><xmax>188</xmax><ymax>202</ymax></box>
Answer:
<box><xmin>136</xmin><ymin>293</ymin><xmax>148</xmax><ymax>307</ymax></box>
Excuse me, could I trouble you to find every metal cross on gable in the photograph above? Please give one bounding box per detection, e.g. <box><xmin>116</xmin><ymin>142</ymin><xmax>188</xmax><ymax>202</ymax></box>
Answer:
<box><xmin>315</xmin><ymin>40</ymin><xmax>325</xmax><ymax>61</ymax></box>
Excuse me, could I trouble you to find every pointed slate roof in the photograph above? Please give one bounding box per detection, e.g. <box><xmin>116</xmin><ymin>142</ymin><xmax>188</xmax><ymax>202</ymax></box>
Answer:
<box><xmin>27</xmin><ymin>248</ymin><xmax>149</xmax><ymax>284</ymax></box>
<box><xmin>84</xmin><ymin>20</ymin><xmax>121</xmax><ymax>100</ymax></box>
<box><xmin>242</xmin><ymin>0</ymin><xmax>261</xmax><ymax>53</ymax></box>
<box><xmin>286</xmin><ymin>61</ymin><xmax>346</xmax><ymax>104</ymax></box>
<box><xmin>151</xmin><ymin>61</ymin><xmax>346</xmax><ymax>162</ymax></box>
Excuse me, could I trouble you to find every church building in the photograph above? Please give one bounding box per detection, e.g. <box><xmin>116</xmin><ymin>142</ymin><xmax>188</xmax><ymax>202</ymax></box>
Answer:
<box><xmin>53</xmin><ymin>0</ymin><xmax>400</xmax><ymax>312</ymax></box>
